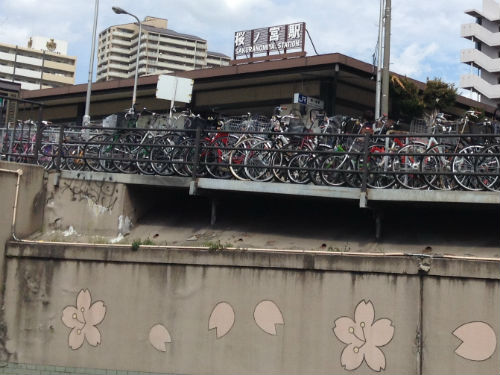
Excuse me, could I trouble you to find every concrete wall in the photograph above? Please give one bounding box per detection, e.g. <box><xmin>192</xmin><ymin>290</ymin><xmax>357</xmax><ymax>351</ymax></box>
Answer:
<box><xmin>1</xmin><ymin>242</ymin><xmax>498</xmax><ymax>375</ymax></box>
<box><xmin>43</xmin><ymin>173</ymin><xmax>141</xmax><ymax>237</ymax></box>
<box><xmin>0</xmin><ymin>161</ymin><xmax>45</xmax><ymax>244</ymax></box>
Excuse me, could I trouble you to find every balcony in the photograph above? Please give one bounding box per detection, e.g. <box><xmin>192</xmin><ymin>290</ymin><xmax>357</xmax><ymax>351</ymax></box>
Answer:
<box><xmin>44</xmin><ymin>60</ymin><xmax>76</xmax><ymax>73</ymax></box>
<box><xmin>0</xmin><ymin>65</ymin><xmax>14</xmax><ymax>74</ymax></box>
<box><xmin>461</xmin><ymin>48</ymin><xmax>500</xmax><ymax>72</ymax></box>
<box><xmin>42</xmin><ymin>72</ymin><xmax>74</xmax><ymax>85</ymax></box>
<box><xmin>14</xmin><ymin>67</ymin><xmax>42</xmax><ymax>79</ymax></box>
<box><xmin>461</xmin><ymin>23</ymin><xmax>500</xmax><ymax>46</ymax></box>
<box><xmin>460</xmin><ymin>73</ymin><xmax>500</xmax><ymax>99</ymax></box>
<box><xmin>0</xmin><ymin>51</ymin><xmax>15</xmax><ymax>62</ymax></box>
<box><xmin>16</xmin><ymin>55</ymin><xmax>44</xmax><ymax>67</ymax></box>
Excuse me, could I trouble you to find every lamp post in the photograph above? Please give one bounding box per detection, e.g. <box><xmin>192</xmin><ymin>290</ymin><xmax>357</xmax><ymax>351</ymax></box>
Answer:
<box><xmin>112</xmin><ymin>6</ymin><xmax>142</xmax><ymax>110</ymax></box>
<box><xmin>83</xmin><ymin>0</ymin><xmax>99</xmax><ymax>127</ymax></box>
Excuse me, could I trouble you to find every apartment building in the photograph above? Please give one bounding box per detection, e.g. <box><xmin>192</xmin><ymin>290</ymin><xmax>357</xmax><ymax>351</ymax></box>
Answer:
<box><xmin>0</xmin><ymin>37</ymin><xmax>76</xmax><ymax>90</ymax></box>
<box><xmin>461</xmin><ymin>0</ymin><xmax>500</xmax><ymax>107</ymax></box>
<box><xmin>96</xmin><ymin>17</ymin><xmax>230</xmax><ymax>82</ymax></box>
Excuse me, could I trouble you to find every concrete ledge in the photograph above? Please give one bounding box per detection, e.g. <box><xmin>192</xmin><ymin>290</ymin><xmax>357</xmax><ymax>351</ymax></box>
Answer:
<box><xmin>7</xmin><ymin>241</ymin><xmax>500</xmax><ymax>280</ymax></box>
<box><xmin>367</xmin><ymin>188</ymin><xmax>500</xmax><ymax>204</ymax></box>
<box><xmin>196</xmin><ymin>178</ymin><xmax>361</xmax><ymax>199</ymax></box>
<box><xmin>60</xmin><ymin>170</ymin><xmax>191</xmax><ymax>188</ymax></box>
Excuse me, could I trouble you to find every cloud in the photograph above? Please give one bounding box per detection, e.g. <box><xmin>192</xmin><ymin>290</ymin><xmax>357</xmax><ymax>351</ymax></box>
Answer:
<box><xmin>392</xmin><ymin>42</ymin><xmax>439</xmax><ymax>77</ymax></box>
<box><xmin>0</xmin><ymin>0</ymin><xmax>485</xmax><ymax>89</ymax></box>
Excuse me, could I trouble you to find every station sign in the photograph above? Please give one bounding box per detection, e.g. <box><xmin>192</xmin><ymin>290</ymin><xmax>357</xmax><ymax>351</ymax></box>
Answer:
<box><xmin>234</xmin><ymin>22</ymin><xmax>305</xmax><ymax>59</ymax></box>
<box><xmin>293</xmin><ymin>93</ymin><xmax>324</xmax><ymax>109</ymax></box>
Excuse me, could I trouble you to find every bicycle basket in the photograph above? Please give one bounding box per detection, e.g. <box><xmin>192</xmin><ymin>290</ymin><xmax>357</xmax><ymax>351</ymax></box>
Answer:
<box><xmin>409</xmin><ymin>118</ymin><xmax>428</xmax><ymax>134</ymax></box>
<box><xmin>288</xmin><ymin>118</ymin><xmax>305</xmax><ymax>134</ymax></box>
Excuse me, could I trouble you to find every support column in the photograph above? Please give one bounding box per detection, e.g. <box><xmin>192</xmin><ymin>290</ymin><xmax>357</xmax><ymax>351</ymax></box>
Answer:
<box><xmin>210</xmin><ymin>198</ymin><xmax>217</xmax><ymax>226</ymax></box>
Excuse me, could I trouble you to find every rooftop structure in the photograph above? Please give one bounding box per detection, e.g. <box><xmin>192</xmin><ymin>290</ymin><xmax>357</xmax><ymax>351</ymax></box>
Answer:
<box><xmin>0</xmin><ymin>37</ymin><xmax>76</xmax><ymax>90</ymax></box>
<box><xmin>96</xmin><ymin>16</ymin><xmax>230</xmax><ymax>82</ymax></box>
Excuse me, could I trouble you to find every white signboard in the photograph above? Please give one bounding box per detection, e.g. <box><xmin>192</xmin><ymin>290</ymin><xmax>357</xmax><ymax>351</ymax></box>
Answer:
<box><xmin>293</xmin><ymin>93</ymin><xmax>324</xmax><ymax>110</ymax></box>
<box><xmin>234</xmin><ymin>22</ymin><xmax>305</xmax><ymax>58</ymax></box>
<box><xmin>156</xmin><ymin>75</ymin><xmax>194</xmax><ymax>103</ymax></box>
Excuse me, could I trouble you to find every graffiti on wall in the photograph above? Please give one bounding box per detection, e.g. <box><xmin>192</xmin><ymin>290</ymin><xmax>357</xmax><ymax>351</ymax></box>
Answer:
<box><xmin>61</xmin><ymin>179</ymin><xmax>119</xmax><ymax>213</ymax></box>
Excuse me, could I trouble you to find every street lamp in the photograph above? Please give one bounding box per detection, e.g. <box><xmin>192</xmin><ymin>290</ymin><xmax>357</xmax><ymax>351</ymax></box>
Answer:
<box><xmin>83</xmin><ymin>0</ymin><xmax>99</xmax><ymax>127</ymax></box>
<box><xmin>112</xmin><ymin>6</ymin><xmax>142</xmax><ymax>111</ymax></box>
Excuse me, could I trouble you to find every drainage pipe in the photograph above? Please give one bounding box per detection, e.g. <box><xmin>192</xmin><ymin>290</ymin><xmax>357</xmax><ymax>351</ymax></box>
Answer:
<box><xmin>0</xmin><ymin>168</ymin><xmax>23</xmax><ymax>241</ymax></box>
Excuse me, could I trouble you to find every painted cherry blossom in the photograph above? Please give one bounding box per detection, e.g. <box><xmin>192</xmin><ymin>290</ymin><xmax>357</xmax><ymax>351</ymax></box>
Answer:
<box><xmin>254</xmin><ymin>300</ymin><xmax>284</xmax><ymax>335</ymax></box>
<box><xmin>333</xmin><ymin>300</ymin><xmax>394</xmax><ymax>372</ymax></box>
<box><xmin>61</xmin><ymin>289</ymin><xmax>106</xmax><ymax>350</ymax></box>
<box><xmin>209</xmin><ymin>302</ymin><xmax>235</xmax><ymax>339</ymax></box>
<box><xmin>149</xmin><ymin>324</ymin><xmax>172</xmax><ymax>352</ymax></box>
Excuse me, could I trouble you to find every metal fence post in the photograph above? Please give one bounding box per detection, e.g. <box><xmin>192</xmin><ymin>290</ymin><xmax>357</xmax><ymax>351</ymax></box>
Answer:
<box><xmin>191</xmin><ymin>123</ymin><xmax>202</xmax><ymax>180</ymax></box>
<box><xmin>359</xmin><ymin>132</ymin><xmax>371</xmax><ymax>208</ymax></box>
<box><xmin>361</xmin><ymin>132</ymin><xmax>371</xmax><ymax>193</ymax></box>
<box><xmin>33</xmin><ymin>105</ymin><xmax>44</xmax><ymax>164</ymax></box>
<box><xmin>56</xmin><ymin>123</ymin><xmax>65</xmax><ymax>170</ymax></box>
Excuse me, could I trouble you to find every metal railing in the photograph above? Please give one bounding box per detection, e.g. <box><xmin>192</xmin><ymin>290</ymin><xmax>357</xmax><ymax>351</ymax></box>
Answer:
<box><xmin>2</xmin><ymin>119</ymin><xmax>499</xmax><ymax>192</ymax></box>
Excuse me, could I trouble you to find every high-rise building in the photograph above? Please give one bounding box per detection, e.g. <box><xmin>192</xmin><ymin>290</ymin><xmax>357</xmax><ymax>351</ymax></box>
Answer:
<box><xmin>96</xmin><ymin>17</ymin><xmax>230</xmax><ymax>82</ymax></box>
<box><xmin>460</xmin><ymin>0</ymin><xmax>500</xmax><ymax>107</ymax></box>
<box><xmin>0</xmin><ymin>37</ymin><xmax>76</xmax><ymax>90</ymax></box>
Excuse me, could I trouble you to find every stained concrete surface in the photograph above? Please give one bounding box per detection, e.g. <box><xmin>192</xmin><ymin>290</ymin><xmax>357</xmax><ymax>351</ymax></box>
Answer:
<box><xmin>34</xmin><ymin>186</ymin><xmax>500</xmax><ymax>258</ymax></box>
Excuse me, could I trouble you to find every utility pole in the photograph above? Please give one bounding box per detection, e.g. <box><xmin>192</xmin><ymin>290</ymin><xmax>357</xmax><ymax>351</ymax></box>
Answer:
<box><xmin>381</xmin><ymin>0</ymin><xmax>391</xmax><ymax>117</ymax></box>
<box><xmin>83</xmin><ymin>0</ymin><xmax>99</xmax><ymax>127</ymax></box>
<box><xmin>375</xmin><ymin>0</ymin><xmax>385</xmax><ymax>119</ymax></box>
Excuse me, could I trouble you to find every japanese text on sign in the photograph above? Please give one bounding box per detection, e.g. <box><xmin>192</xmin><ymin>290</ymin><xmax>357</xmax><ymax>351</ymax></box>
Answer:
<box><xmin>233</xmin><ymin>22</ymin><xmax>305</xmax><ymax>58</ymax></box>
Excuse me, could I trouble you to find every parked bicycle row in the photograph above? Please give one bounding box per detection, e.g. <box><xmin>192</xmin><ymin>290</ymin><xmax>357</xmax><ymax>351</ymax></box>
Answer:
<box><xmin>1</xmin><ymin>110</ymin><xmax>499</xmax><ymax>192</ymax></box>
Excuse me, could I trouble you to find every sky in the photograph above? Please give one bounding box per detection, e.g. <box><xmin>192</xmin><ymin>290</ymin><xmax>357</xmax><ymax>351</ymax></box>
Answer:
<box><xmin>0</xmin><ymin>0</ymin><xmax>484</xmax><ymax>95</ymax></box>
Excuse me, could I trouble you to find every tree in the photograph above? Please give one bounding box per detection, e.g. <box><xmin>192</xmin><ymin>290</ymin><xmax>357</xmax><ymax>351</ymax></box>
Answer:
<box><xmin>389</xmin><ymin>76</ymin><xmax>424</xmax><ymax>122</ymax></box>
<box><xmin>422</xmin><ymin>78</ymin><xmax>457</xmax><ymax>112</ymax></box>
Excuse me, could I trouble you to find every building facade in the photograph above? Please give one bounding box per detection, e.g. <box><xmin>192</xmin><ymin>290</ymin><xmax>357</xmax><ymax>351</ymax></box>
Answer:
<box><xmin>0</xmin><ymin>37</ymin><xmax>76</xmax><ymax>90</ymax></box>
<box><xmin>461</xmin><ymin>0</ymin><xmax>500</xmax><ymax>107</ymax></box>
<box><xmin>96</xmin><ymin>17</ymin><xmax>230</xmax><ymax>82</ymax></box>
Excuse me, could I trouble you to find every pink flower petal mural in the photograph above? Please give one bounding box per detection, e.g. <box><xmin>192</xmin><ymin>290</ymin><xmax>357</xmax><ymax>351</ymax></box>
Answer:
<box><xmin>61</xmin><ymin>289</ymin><xmax>106</xmax><ymax>350</ymax></box>
<box><xmin>333</xmin><ymin>300</ymin><xmax>394</xmax><ymax>372</ymax></box>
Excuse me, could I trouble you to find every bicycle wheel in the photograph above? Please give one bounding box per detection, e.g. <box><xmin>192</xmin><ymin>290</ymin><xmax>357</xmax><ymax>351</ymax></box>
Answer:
<box><xmin>229</xmin><ymin>137</ymin><xmax>261</xmax><ymax>181</ymax></box>
<box><xmin>150</xmin><ymin>135</ymin><xmax>175</xmax><ymax>176</ymax></box>
<box><xmin>185</xmin><ymin>138</ymin><xmax>208</xmax><ymax>177</ymax></box>
<box><xmin>308</xmin><ymin>145</ymin><xmax>331</xmax><ymax>185</ymax></box>
<box><xmin>112</xmin><ymin>131</ymin><xmax>140</xmax><ymax>174</ymax></box>
<box><xmin>393</xmin><ymin>143</ymin><xmax>427</xmax><ymax>189</ymax></box>
<box><xmin>272</xmin><ymin>142</ymin><xmax>295</xmax><ymax>183</ymax></box>
<box><xmin>320</xmin><ymin>153</ymin><xmax>346</xmax><ymax>186</ymax></box>
<box><xmin>84</xmin><ymin>134</ymin><xmax>106</xmax><ymax>172</ymax></box>
<box><xmin>244</xmin><ymin>140</ymin><xmax>274</xmax><ymax>182</ymax></box>
<box><xmin>287</xmin><ymin>152</ymin><xmax>312</xmax><ymax>184</ymax></box>
<box><xmin>65</xmin><ymin>144</ymin><xmax>86</xmax><ymax>171</ymax></box>
<box><xmin>476</xmin><ymin>144</ymin><xmax>500</xmax><ymax>191</ymax></box>
<box><xmin>365</xmin><ymin>144</ymin><xmax>396</xmax><ymax>189</ymax></box>
<box><xmin>452</xmin><ymin>145</ymin><xmax>484</xmax><ymax>191</ymax></box>
<box><xmin>37</xmin><ymin>143</ymin><xmax>55</xmax><ymax>169</ymax></box>
<box><xmin>98</xmin><ymin>134</ymin><xmax>118</xmax><ymax>173</ymax></box>
<box><xmin>421</xmin><ymin>144</ymin><xmax>456</xmax><ymax>190</ymax></box>
<box><xmin>205</xmin><ymin>136</ymin><xmax>236</xmax><ymax>179</ymax></box>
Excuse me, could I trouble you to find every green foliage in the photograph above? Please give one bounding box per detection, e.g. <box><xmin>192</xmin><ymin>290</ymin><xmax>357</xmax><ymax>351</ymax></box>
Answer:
<box><xmin>422</xmin><ymin>78</ymin><xmax>457</xmax><ymax>111</ymax></box>
<box><xmin>131</xmin><ymin>237</ymin><xmax>155</xmax><ymax>251</ymax></box>
<box><xmin>142</xmin><ymin>237</ymin><xmax>154</xmax><ymax>246</ymax></box>
<box><xmin>389</xmin><ymin>77</ymin><xmax>424</xmax><ymax>121</ymax></box>
<box><xmin>131</xmin><ymin>239</ymin><xmax>141</xmax><ymax>251</ymax></box>
<box><xmin>203</xmin><ymin>240</ymin><xmax>227</xmax><ymax>251</ymax></box>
